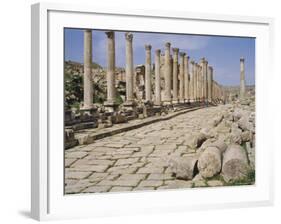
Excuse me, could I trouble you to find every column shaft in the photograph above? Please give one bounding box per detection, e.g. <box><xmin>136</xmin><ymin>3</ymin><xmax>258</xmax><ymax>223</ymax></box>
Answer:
<box><xmin>145</xmin><ymin>45</ymin><xmax>152</xmax><ymax>102</ymax></box>
<box><xmin>125</xmin><ymin>32</ymin><xmax>134</xmax><ymax>103</ymax></box>
<box><xmin>184</xmin><ymin>55</ymin><xmax>189</xmax><ymax>102</ymax></box>
<box><xmin>179</xmin><ymin>52</ymin><xmax>185</xmax><ymax>102</ymax></box>
<box><xmin>207</xmin><ymin>66</ymin><xmax>213</xmax><ymax>102</ymax></box>
<box><xmin>154</xmin><ymin>49</ymin><xmax>161</xmax><ymax>105</ymax></box>
<box><xmin>163</xmin><ymin>42</ymin><xmax>172</xmax><ymax>104</ymax></box>
<box><xmin>172</xmin><ymin>48</ymin><xmax>179</xmax><ymax>103</ymax></box>
<box><xmin>83</xmin><ymin>30</ymin><xmax>93</xmax><ymax>109</ymax></box>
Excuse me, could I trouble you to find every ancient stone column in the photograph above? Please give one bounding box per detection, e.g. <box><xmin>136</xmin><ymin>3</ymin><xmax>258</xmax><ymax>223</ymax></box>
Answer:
<box><xmin>190</xmin><ymin>60</ymin><xmax>195</xmax><ymax>102</ymax></box>
<box><xmin>207</xmin><ymin>66</ymin><xmax>213</xmax><ymax>103</ymax></box>
<box><xmin>124</xmin><ymin>32</ymin><xmax>134</xmax><ymax>106</ymax></box>
<box><xmin>193</xmin><ymin>62</ymin><xmax>197</xmax><ymax>102</ymax></box>
<box><xmin>145</xmin><ymin>44</ymin><xmax>152</xmax><ymax>102</ymax></box>
<box><xmin>197</xmin><ymin>64</ymin><xmax>200</xmax><ymax>101</ymax></box>
<box><xmin>104</xmin><ymin>31</ymin><xmax>117</xmax><ymax>112</ymax></box>
<box><xmin>184</xmin><ymin>55</ymin><xmax>190</xmax><ymax>102</ymax></box>
<box><xmin>172</xmin><ymin>48</ymin><xmax>179</xmax><ymax>103</ymax></box>
<box><xmin>179</xmin><ymin>52</ymin><xmax>185</xmax><ymax>103</ymax></box>
<box><xmin>195</xmin><ymin>63</ymin><xmax>199</xmax><ymax>102</ymax></box>
<box><xmin>201</xmin><ymin>58</ymin><xmax>208</xmax><ymax>103</ymax></box>
<box><xmin>163</xmin><ymin>42</ymin><xmax>172</xmax><ymax>104</ymax></box>
<box><xmin>83</xmin><ymin>29</ymin><xmax>94</xmax><ymax>110</ymax></box>
<box><xmin>154</xmin><ymin>49</ymin><xmax>161</xmax><ymax>106</ymax></box>
<box><xmin>240</xmin><ymin>57</ymin><xmax>246</xmax><ymax>99</ymax></box>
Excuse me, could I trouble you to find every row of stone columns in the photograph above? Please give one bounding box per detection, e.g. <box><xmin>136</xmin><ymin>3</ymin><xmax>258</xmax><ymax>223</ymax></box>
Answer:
<box><xmin>82</xmin><ymin>30</ymin><xmax>225</xmax><ymax>111</ymax></box>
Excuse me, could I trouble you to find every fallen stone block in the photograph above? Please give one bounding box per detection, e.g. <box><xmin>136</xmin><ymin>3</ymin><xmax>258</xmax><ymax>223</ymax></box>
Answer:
<box><xmin>185</xmin><ymin>132</ymin><xmax>207</xmax><ymax>149</ymax></box>
<box><xmin>198</xmin><ymin>146</ymin><xmax>222</xmax><ymax>178</ymax></box>
<box><xmin>169</xmin><ymin>155</ymin><xmax>199</xmax><ymax>180</ymax></box>
<box><xmin>222</xmin><ymin>144</ymin><xmax>250</xmax><ymax>182</ymax></box>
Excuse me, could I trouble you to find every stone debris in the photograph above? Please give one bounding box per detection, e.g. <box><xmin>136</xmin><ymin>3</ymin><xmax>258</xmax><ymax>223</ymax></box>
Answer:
<box><xmin>222</xmin><ymin>144</ymin><xmax>250</xmax><ymax>182</ymax></box>
<box><xmin>169</xmin><ymin>155</ymin><xmax>199</xmax><ymax>180</ymax></box>
<box><xmin>198</xmin><ymin>146</ymin><xmax>222</xmax><ymax>178</ymax></box>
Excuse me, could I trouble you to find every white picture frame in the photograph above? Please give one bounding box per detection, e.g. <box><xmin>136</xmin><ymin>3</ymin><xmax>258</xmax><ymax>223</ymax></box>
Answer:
<box><xmin>31</xmin><ymin>2</ymin><xmax>274</xmax><ymax>221</ymax></box>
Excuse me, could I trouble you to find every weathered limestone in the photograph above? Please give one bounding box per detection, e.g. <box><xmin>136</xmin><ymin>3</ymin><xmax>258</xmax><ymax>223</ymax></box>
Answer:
<box><xmin>198</xmin><ymin>146</ymin><xmax>222</xmax><ymax>178</ymax></box>
<box><xmin>179</xmin><ymin>52</ymin><xmax>185</xmax><ymax>103</ymax></box>
<box><xmin>83</xmin><ymin>30</ymin><xmax>94</xmax><ymax>109</ymax></box>
<box><xmin>193</xmin><ymin>63</ymin><xmax>198</xmax><ymax>102</ymax></box>
<box><xmin>189</xmin><ymin>60</ymin><xmax>195</xmax><ymax>102</ymax></box>
<box><xmin>163</xmin><ymin>42</ymin><xmax>172</xmax><ymax>105</ymax></box>
<box><xmin>222</xmin><ymin>144</ymin><xmax>250</xmax><ymax>182</ymax></box>
<box><xmin>154</xmin><ymin>49</ymin><xmax>161</xmax><ymax>106</ymax></box>
<box><xmin>145</xmin><ymin>44</ymin><xmax>152</xmax><ymax>102</ymax></box>
<box><xmin>124</xmin><ymin>32</ymin><xmax>135</xmax><ymax>107</ymax></box>
<box><xmin>104</xmin><ymin>31</ymin><xmax>117</xmax><ymax>112</ymax></box>
<box><xmin>169</xmin><ymin>155</ymin><xmax>199</xmax><ymax>180</ymax></box>
<box><xmin>184</xmin><ymin>55</ymin><xmax>190</xmax><ymax>102</ymax></box>
<box><xmin>240</xmin><ymin>57</ymin><xmax>246</xmax><ymax>99</ymax></box>
<box><xmin>207</xmin><ymin>66</ymin><xmax>213</xmax><ymax>102</ymax></box>
<box><xmin>201</xmin><ymin>58</ymin><xmax>208</xmax><ymax>103</ymax></box>
<box><xmin>172</xmin><ymin>48</ymin><xmax>179</xmax><ymax>103</ymax></box>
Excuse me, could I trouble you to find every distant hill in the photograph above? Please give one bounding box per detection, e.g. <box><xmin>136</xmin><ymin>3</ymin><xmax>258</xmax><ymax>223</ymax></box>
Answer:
<box><xmin>65</xmin><ymin>60</ymin><xmax>103</xmax><ymax>70</ymax></box>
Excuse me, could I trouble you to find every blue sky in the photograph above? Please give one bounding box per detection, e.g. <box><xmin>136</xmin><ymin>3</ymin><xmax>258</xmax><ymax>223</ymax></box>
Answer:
<box><xmin>65</xmin><ymin>28</ymin><xmax>255</xmax><ymax>86</ymax></box>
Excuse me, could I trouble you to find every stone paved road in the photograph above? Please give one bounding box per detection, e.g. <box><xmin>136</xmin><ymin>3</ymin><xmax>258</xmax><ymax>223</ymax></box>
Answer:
<box><xmin>65</xmin><ymin>106</ymin><xmax>227</xmax><ymax>194</ymax></box>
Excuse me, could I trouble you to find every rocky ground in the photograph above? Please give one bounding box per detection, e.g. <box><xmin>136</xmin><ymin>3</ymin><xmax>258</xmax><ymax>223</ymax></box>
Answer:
<box><xmin>65</xmin><ymin>99</ymin><xmax>255</xmax><ymax>194</ymax></box>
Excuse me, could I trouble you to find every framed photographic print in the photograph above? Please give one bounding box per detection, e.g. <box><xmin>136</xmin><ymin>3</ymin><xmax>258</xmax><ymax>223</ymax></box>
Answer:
<box><xmin>31</xmin><ymin>2</ymin><xmax>274</xmax><ymax>221</ymax></box>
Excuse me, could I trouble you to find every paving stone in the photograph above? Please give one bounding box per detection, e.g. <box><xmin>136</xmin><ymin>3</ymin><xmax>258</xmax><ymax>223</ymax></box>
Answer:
<box><xmin>137</xmin><ymin>167</ymin><xmax>165</xmax><ymax>174</ymax></box>
<box><xmin>115</xmin><ymin>157</ymin><xmax>139</xmax><ymax>166</ymax></box>
<box><xmin>107</xmin><ymin>166</ymin><xmax>138</xmax><ymax>174</ymax></box>
<box><xmin>82</xmin><ymin>185</ymin><xmax>112</xmax><ymax>193</ymax></box>
<box><xmin>69</xmin><ymin>165</ymin><xmax>109</xmax><ymax>172</ymax></box>
<box><xmin>72</xmin><ymin>159</ymin><xmax>115</xmax><ymax>167</ymax></box>
<box><xmin>138</xmin><ymin>180</ymin><xmax>163</xmax><ymax>187</ymax></box>
<box><xmin>133</xmin><ymin>186</ymin><xmax>155</xmax><ymax>191</ymax></box>
<box><xmin>105</xmin><ymin>143</ymin><xmax>127</xmax><ymax>148</ymax></box>
<box><xmin>65</xmin><ymin>170</ymin><xmax>92</xmax><ymax>179</ymax></box>
<box><xmin>165</xmin><ymin>180</ymin><xmax>193</xmax><ymax>188</ymax></box>
<box><xmin>117</xmin><ymin>174</ymin><xmax>147</xmax><ymax>181</ymax></box>
<box><xmin>97</xmin><ymin>179</ymin><xmax>141</xmax><ymax>187</ymax></box>
<box><xmin>65</xmin><ymin>151</ymin><xmax>88</xmax><ymax>159</ymax></box>
<box><xmin>155</xmin><ymin>144</ymin><xmax>177</xmax><ymax>151</ymax></box>
<box><xmin>65</xmin><ymin>158</ymin><xmax>78</xmax><ymax>167</ymax></box>
<box><xmin>109</xmin><ymin>186</ymin><xmax>133</xmax><ymax>192</ymax></box>
<box><xmin>147</xmin><ymin>173</ymin><xmax>174</xmax><ymax>180</ymax></box>
<box><xmin>88</xmin><ymin>172</ymin><xmax>108</xmax><ymax>182</ymax></box>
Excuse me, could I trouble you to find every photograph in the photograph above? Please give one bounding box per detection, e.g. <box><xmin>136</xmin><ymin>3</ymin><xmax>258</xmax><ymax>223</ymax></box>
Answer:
<box><xmin>64</xmin><ymin>28</ymin><xmax>256</xmax><ymax>194</ymax></box>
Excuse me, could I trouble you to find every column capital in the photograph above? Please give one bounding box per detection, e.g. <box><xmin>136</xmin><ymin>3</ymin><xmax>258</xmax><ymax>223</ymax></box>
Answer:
<box><xmin>179</xmin><ymin>52</ymin><xmax>186</xmax><ymax>57</ymax></box>
<box><xmin>200</xmin><ymin>57</ymin><xmax>207</xmax><ymax>64</ymax></box>
<box><xmin>165</xmin><ymin>42</ymin><xmax>171</xmax><ymax>49</ymax></box>
<box><xmin>190</xmin><ymin>60</ymin><xmax>195</xmax><ymax>64</ymax></box>
<box><xmin>105</xmin><ymin>31</ymin><xmax>114</xmax><ymax>39</ymax></box>
<box><xmin>145</xmin><ymin>44</ymin><xmax>152</xmax><ymax>50</ymax></box>
<box><xmin>208</xmin><ymin>66</ymin><xmax>213</xmax><ymax>71</ymax></box>
<box><xmin>155</xmin><ymin>49</ymin><xmax>161</xmax><ymax>55</ymax></box>
<box><xmin>240</xmin><ymin>57</ymin><xmax>245</xmax><ymax>62</ymax></box>
<box><xmin>172</xmin><ymin>48</ymin><xmax>179</xmax><ymax>54</ymax></box>
<box><xmin>125</xmin><ymin>32</ymin><xmax>133</xmax><ymax>41</ymax></box>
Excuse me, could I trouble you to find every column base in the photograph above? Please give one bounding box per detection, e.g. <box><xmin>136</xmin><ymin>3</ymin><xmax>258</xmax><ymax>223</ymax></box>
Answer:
<box><xmin>172</xmin><ymin>99</ymin><xmax>179</xmax><ymax>104</ymax></box>
<box><xmin>123</xmin><ymin>100</ymin><xmax>137</xmax><ymax>110</ymax></box>
<box><xmin>179</xmin><ymin>99</ymin><xmax>185</xmax><ymax>103</ymax></box>
<box><xmin>104</xmin><ymin>101</ymin><xmax>118</xmax><ymax>113</ymax></box>
<box><xmin>162</xmin><ymin>100</ymin><xmax>172</xmax><ymax>105</ymax></box>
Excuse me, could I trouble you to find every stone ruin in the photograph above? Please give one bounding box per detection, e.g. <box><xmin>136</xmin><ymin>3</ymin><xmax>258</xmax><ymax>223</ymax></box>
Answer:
<box><xmin>65</xmin><ymin>30</ymin><xmax>228</xmax><ymax>149</ymax></box>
